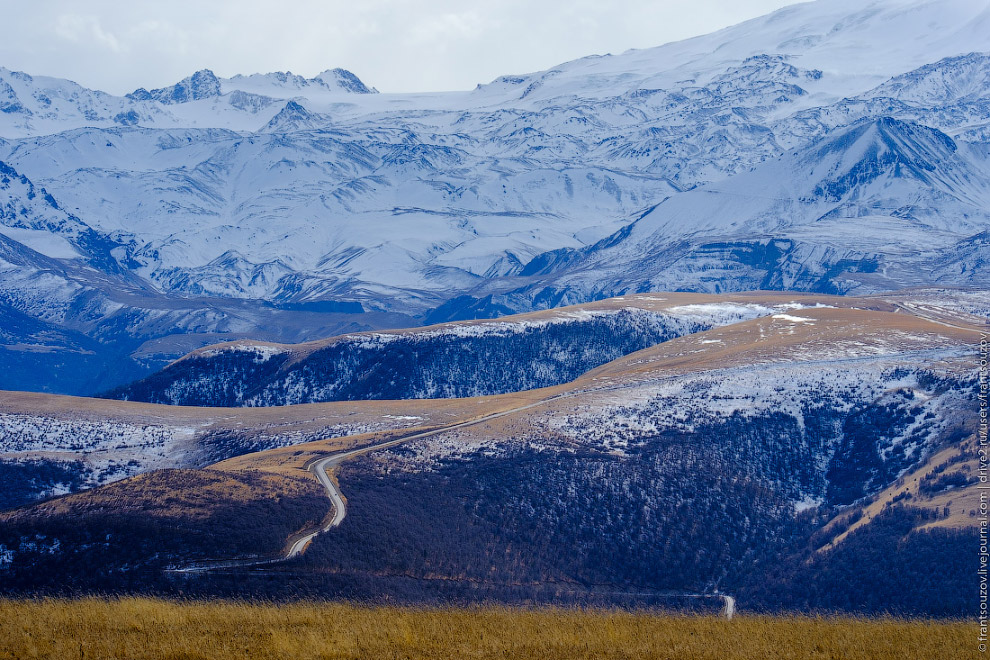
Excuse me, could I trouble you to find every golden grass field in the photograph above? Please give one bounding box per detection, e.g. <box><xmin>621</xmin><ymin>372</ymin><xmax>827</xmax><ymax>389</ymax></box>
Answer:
<box><xmin>0</xmin><ymin>598</ymin><xmax>970</xmax><ymax>660</ymax></box>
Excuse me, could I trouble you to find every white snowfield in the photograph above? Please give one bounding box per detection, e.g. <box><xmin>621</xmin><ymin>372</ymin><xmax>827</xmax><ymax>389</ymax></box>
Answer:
<box><xmin>771</xmin><ymin>313</ymin><xmax>815</xmax><ymax>323</ymax></box>
<box><xmin>0</xmin><ymin>0</ymin><xmax>987</xmax><ymax>340</ymax></box>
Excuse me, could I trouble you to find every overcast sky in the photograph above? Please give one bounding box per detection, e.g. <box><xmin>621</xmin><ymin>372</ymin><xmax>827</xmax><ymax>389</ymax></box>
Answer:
<box><xmin>1</xmin><ymin>0</ymin><xmax>803</xmax><ymax>94</ymax></box>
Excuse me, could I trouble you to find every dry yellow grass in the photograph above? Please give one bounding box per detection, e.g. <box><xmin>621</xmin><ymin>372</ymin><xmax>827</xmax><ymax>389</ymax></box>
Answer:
<box><xmin>580</xmin><ymin>307</ymin><xmax>979</xmax><ymax>382</ymax></box>
<box><xmin>0</xmin><ymin>598</ymin><xmax>969</xmax><ymax>660</ymax></box>
<box><xmin>0</xmin><ymin>468</ymin><xmax>322</xmax><ymax>522</ymax></box>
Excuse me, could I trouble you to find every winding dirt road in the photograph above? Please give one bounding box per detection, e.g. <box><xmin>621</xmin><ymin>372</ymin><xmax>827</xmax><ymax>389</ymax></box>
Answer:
<box><xmin>170</xmin><ymin>394</ymin><xmax>570</xmax><ymax>573</ymax></box>
<box><xmin>285</xmin><ymin>394</ymin><xmax>572</xmax><ymax>557</ymax></box>
<box><xmin>170</xmin><ymin>385</ymin><xmax>737</xmax><ymax>617</ymax></box>
<box><xmin>285</xmin><ymin>454</ymin><xmax>346</xmax><ymax>558</ymax></box>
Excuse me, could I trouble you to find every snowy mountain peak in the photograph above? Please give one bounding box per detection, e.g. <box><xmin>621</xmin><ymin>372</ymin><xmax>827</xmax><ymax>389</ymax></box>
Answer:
<box><xmin>313</xmin><ymin>68</ymin><xmax>376</xmax><ymax>94</ymax></box>
<box><xmin>231</xmin><ymin>71</ymin><xmax>311</xmax><ymax>89</ymax></box>
<box><xmin>803</xmin><ymin>117</ymin><xmax>961</xmax><ymax>201</ymax></box>
<box><xmin>128</xmin><ymin>69</ymin><xmax>222</xmax><ymax>104</ymax></box>
<box><xmin>278</xmin><ymin>99</ymin><xmax>309</xmax><ymax>116</ymax></box>
<box><xmin>261</xmin><ymin>100</ymin><xmax>328</xmax><ymax>133</ymax></box>
<box><xmin>487</xmin><ymin>0</ymin><xmax>990</xmax><ymax>106</ymax></box>
<box><xmin>221</xmin><ymin>68</ymin><xmax>376</xmax><ymax>99</ymax></box>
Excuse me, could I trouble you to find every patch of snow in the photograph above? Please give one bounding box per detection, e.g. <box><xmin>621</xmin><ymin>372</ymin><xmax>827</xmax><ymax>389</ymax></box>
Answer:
<box><xmin>794</xmin><ymin>496</ymin><xmax>823</xmax><ymax>513</ymax></box>
<box><xmin>772</xmin><ymin>313</ymin><xmax>815</xmax><ymax>323</ymax></box>
<box><xmin>0</xmin><ymin>227</ymin><xmax>82</xmax><ymax>259</ymax></box>
<box><xmin>201</xmin><ymin>344</ymin><xmax>288</xmax><ymax>362</ymax></box>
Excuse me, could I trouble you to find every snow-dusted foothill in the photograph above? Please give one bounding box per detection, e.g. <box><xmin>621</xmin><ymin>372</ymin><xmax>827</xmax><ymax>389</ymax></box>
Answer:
<box><xmin>109</xmin><ymin>301</ymin><xmax>787</xmax><ymax>406</ymax></box>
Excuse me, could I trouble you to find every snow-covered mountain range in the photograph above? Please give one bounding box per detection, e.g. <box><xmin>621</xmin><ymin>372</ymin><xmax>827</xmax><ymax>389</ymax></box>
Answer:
<box><xmin>1</xmin><ymin>0</ymin><xmax>988</xmax><ymax>394</ymax></box>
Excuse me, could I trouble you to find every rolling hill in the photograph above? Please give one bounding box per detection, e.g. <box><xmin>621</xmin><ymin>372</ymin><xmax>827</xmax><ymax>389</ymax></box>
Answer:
<box><xmin>0</xmin><ymin>288</ymin><xmax>982</xmax><ymax>615</ymax></box>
